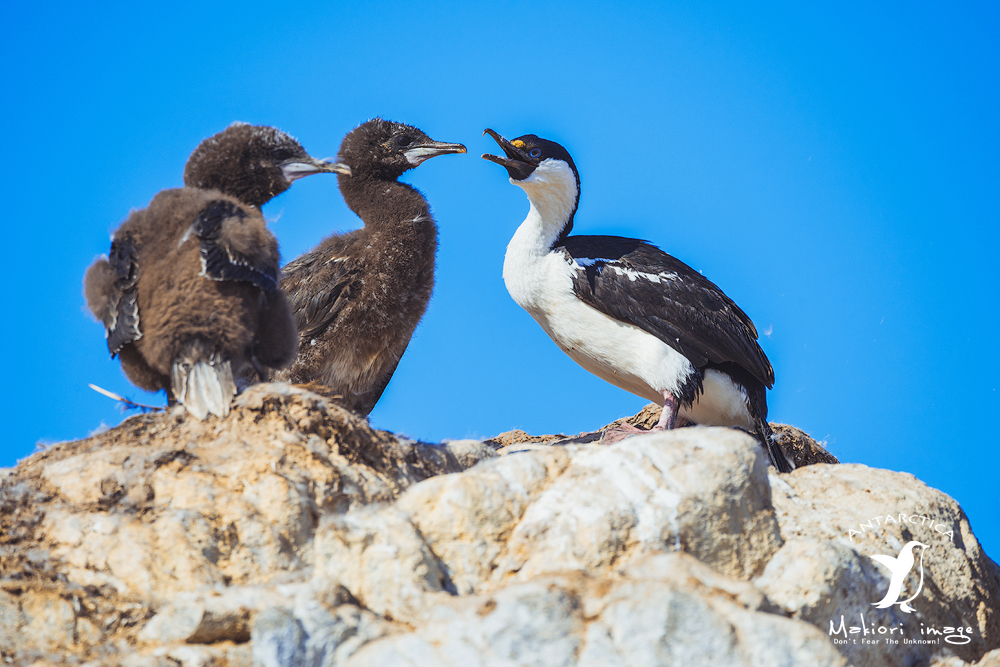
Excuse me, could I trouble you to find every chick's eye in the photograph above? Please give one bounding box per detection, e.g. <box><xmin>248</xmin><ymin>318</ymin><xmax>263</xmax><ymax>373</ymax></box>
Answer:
<box><xmin>529</xmin><ymin>148</ymin><xmax>542</xmax><ymax>158</ymax></box>
<box><xmin>396</xmin><ymin>135</ymin><xmax>412</xmax><ymax>147</ymax></box>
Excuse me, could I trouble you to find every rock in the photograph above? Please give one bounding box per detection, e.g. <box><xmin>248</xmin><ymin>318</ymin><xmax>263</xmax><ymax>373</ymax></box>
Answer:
<box><xmin>15</xmin><ymin>590</ymin><xmax>77</xmax><ymax>652</ymax></box>
<box><xmin>343</xmin><ymin>577</ymin><xmax>586</xmax><ymax>667</ymax></box>
<box><xmin>619</xmin><ymin>552</ymin><xmax>777</xmax><ymax>612</ymax></box>
<box><xmin>396</xmin><ymin>446</ymin><xmax>572</xmax><ymax>595</ymax></box>
<box><xmin>979</xmin><ymin>650</ymin><xmax>1000</xmax><ymax>666</ymax></box>
<box><xmin>137</xmin><ymin>588</ymin><xmax>264</xmax><ymax>644</ymax></box>
<box><xmin>758</xmin><ymin>464</ymin><xmax>1000</xmax><ymax>667</ymax></box>
<box><xmin>1</xmin><ymin>386</ymin><xmax>996</xmax><ymax>666</ymax></box>
<box><xmin>6</xmin><ymin>384</ymin><xmax>488</xmax><ymax>601</ymax></box>
<box><xmin>416</xmin><ymin>439</ymin><xmax>497</xmax><ymax>470</ymax></box>
<box><xmin>933</xmin><ymin>649</ymin><xmax>1000</xmax><ymax>666</ymax></box>
<box><xmin>486</xmin><ymin>405</ymin><xmax>834</xmax><ymax>466</ymax></box>
<box><xmin>482</xmin><ymin>428</ymin><xmax>566</xmax><ymax>450</ymax></box>
<box><xmin>344</xmin><ymin>561</ymin><xmax>848</xmax><ymax>667</ymax></box>
<box><xmin>770</xmin><ymin>423</ymin><xmax>840</xmax><ymax>466</ymax></box>
<box><xmin>317</xmin><ymin>427</ymin><xmax>781</xmax><ymax>614</ymax></box>
<box><xmin>492</xmin><ymin>427</ymin><xmax>782</xmax><ymax>583</ymax></box>
<box><xmin>252</xmin><ymin>607</ymin><xmax>307</xmax><ymax>667</ymax></box>
<box><xmin>0</xmin><ymin>589</ymin><xmax>27</xmax><ymax>651</ymax></box>
<box><xmin>315</xmin><ymin>506</ymin><xmax>453</xmax><ymax>621</ymax></box>
<box><xmin>602</xmin><ymin>402</ymin><xmax>665</xmax><ymax>430</ymax></box>
<box><xmin>577</xmin><ymin>578</ymin><xmax>845</xmax><ymax>667</ymax></box>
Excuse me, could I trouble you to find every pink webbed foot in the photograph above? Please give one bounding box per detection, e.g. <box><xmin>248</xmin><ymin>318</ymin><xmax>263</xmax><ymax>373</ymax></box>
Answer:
<box><xmin>600</xmin><ymin>423</ymin><xmax>655</xmax><ymax>444</ymax></box>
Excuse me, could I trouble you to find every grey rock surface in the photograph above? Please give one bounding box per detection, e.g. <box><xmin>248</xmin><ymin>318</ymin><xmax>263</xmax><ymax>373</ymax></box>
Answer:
<box><xmin>0</xmin><ymin>385</ymin><xmax>996</xmax><ymax>666</ymax></box>
<box><xmin>757</xmin><ymin>464</ymin><xmax>1000</xmax><ymax>667</ymax></box>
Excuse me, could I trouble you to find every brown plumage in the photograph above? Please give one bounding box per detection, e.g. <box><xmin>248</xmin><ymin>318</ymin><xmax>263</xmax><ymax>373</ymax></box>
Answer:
<box><xmin>85</xmin><ymin>123</ymin><xmax>348</xmax><ymax>419</ymax></box>
<box><xmin>84</xmin><ymin>190</ymin><xmax>294</xmax><ymax>419</ymax></box>
<box><xmin>272</xmin><ymin>119</ymin><xmax>466</xmax><ymax>414</ymax></box>
<box><xmin>184</xmin><ymin>122</ymin><xmax>349</xmax><ymax>208</ymax></box>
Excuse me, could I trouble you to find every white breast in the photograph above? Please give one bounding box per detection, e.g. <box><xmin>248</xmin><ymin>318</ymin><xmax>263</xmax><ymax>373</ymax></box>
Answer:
<box><xmin>504</xmin><ymin>238</ymin><xmax>693</xmax><ymax>405</ymax></box>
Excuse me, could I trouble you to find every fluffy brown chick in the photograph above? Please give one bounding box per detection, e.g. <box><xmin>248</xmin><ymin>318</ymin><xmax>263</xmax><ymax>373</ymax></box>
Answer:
<box><xmin>272</xmin><ymin>119</ymin><xmax>466</xmax><ymax>415</ymax></box>
<box><xmin>84</xmin><ymin>124</ymin><xmax>349</xmax><ymax>419</ymax></box>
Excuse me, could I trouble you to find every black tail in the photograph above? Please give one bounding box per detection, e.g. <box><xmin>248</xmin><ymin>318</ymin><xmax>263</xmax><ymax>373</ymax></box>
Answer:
<box><xmin>711</xmin><ymin>362</ymin><xmax>793</xmax><ymax>473</ymax></box>
<box><xmin>756</xmin><ymin>419</ymin><xmax>793</xmax><ymax>473</ymax></box>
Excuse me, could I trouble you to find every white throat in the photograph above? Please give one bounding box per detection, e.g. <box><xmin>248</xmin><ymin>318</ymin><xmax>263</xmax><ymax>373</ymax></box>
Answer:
<box><xmin>502</xmin><ymin>159</ymin><xmax>578</xmax><ymax>311</ymax></box>
<box><xmin>511</xmin><ymin>159</ymin><xmax>577</xmax><ymax>249</ymax></box>
<box><xmin>503</xmin><ymin>159</ymin><xmax>577</xmax><ymax>263</ymax></box>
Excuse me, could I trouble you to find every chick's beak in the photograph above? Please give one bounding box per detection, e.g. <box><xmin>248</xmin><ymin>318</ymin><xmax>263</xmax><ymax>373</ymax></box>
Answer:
<box><xmin>281</xmin><ymin>156</ymin><xmax>352</xmax><ymax>182</ymax></box>
<box><xmin>404</xmin><ymin>140</ymin><xmax>467</xmax><ymax>166</ymax></box>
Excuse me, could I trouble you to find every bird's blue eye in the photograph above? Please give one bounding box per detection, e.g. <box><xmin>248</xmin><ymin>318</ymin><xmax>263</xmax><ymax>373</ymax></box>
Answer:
<box><xmin>529</xmin><ymin>148</ymin><xmax>542</xmax><ymax>158</ymax></box>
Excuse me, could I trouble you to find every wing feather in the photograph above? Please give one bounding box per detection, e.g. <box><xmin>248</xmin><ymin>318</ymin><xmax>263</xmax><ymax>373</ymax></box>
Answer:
<box><xmin>282</xmin><ymin>251</ymin><xmax>358</xmax><ymax>340</ymax></box>
<box><xmin>194</xmin><ymin>200</ymin><xmax>279</xmax><ymax>292</ymax></box>
<box><xmin>561</xmin><ymin>235</ymin><xmax>774</xmax><ymax>387</ymax></box>
<box><xmin>104</xmin><ymin>231</ymin><xmax>142</xmax><ymax>356</ymax></box>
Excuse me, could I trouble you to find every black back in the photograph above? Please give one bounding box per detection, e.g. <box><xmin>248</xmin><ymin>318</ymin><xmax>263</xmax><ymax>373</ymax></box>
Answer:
<box><xmin>560</xmin><ymin>235</ymin><xmax>774</xmax><ymax>388</ymax></box>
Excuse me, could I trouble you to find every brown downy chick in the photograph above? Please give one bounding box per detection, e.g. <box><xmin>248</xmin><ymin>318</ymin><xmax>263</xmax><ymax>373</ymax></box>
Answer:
<box><xmin>85</xmin><ymin>124</ymin><xmax>349</xmax><ymax>419</ymax></box>
<box><xmin>273</xmin><ymin>119</ymin><xmax>466</xmax><ymax>415</ymax></box>
<box><xmin>184</xmin><ymin>122</ymin><xmax>350</xmax><ymax>208</ymax></box>
<box><xmin>85</xmin><ymin>192</ymin><xmax>290</xmax><ymax>419</ymax></box>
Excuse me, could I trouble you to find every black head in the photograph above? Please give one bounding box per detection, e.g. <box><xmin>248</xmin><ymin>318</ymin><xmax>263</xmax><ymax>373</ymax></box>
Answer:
<box><xmin>184</xmin><ymin>122</ymin><xmax>350</xmax><ymax>208</ymax></box>
<box><xmin>337</xmin><ymin>119</ymin><xmax>466</xmax><ymax>181</ymax></box>
<box><xmin>482</xmin><ymin>129</ymin><xmax>582</xmax><ymax>242</ymax></box>
<box><xmin>481</xmin><ymin>129</ymin><xmax>580</xmax><ymax>187</ymax></box>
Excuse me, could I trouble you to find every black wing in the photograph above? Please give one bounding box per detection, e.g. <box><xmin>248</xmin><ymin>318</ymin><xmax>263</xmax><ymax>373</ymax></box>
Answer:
<box><xmin>281</xmin><ymin>251</ymin><xmax>359</xmax><ymax>340</ymax></box>
<box><xmin>561</xmin><ymin>235</ymin><xmax>774</xmax><ymax>388</ymax></box>
<box><xmin>194</xmin><ymin>200</ymin><xmax>279</xmax><ymax>292</ymax></box>
<box><xmin>106</xmin><ymin>231</ymin><xmax>142</xmax><ymax>356</ymax></box>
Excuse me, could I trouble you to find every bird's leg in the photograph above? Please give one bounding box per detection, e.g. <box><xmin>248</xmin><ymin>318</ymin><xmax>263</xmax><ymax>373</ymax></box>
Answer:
<box><xmin>653</xmin><ymin>391</ymin><xmax>680</xmax><ymax>430</ymax></box>
<box><xmin>602</xmin><ymin>391</ymin><xmax>683</xmax><ymax>444</ymax></box>
<box><xmin>250</xmin><ymin>355</ymin><xmax>269</xmax><ymax>384</ymax></box>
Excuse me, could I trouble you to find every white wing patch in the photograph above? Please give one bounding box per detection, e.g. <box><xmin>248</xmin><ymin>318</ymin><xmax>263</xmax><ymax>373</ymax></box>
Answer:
<box><xmin>610</xmin><ymin>265</ymin><xmax>678</xmax><ymax>284</ymax></box>
<box><xmin>571</xmin><ymin>257</ymin><xmax>679</xmax><ymax>284</ymax></box>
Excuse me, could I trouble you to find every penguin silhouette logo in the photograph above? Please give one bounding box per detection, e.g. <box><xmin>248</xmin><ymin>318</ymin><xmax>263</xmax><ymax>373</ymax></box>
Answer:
<box><xmin>871</xmin><ymin>541</ymin><xmax>929</xmax><ymax>613</ymax></box>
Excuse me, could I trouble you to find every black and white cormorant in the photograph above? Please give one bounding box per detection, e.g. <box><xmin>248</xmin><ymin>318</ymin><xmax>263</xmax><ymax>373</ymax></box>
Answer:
<box><xmin>482</xmin><ymin>129</ymin><xmax>792</xmax><ymax>473</ymax></box>
<box><xmin>84</xmin><ymin>124</ymin><xmax>350</xmax><ymax>419</ymax></box>
<box><xmin>271</xmin><ymin>119</ymin><xmax>466</xmax><ymax>415</ymax></box>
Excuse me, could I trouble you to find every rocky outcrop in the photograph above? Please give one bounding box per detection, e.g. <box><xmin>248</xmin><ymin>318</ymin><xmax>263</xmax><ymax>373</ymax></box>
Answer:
<box><xmin>1</xmin><ymin>384</ymin><xmax>997</xmax><ymax>666</ymax></box>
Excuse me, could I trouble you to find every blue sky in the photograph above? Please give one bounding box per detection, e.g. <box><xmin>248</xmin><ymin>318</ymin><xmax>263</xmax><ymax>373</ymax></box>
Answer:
<box><xmin>3</xmin><ymin>3</ymin><xmax>997</xmax><ymax>557</ymax></box>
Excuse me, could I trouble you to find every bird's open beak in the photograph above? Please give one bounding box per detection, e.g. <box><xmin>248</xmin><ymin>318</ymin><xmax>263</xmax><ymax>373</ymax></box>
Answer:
<box><xmin>481</xmin><ymin>129</ymin><xmax>538</xmax><ymax>181</ymax></box>
<box><xmin>281</xmin><ymin>156</ymin><xmax>352</xmax><ymax>182</ymax></box>
<box><xmin>404</xmin><ymin>140</ymin><xmax>467</xmax><ymax>166</ymax></box>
